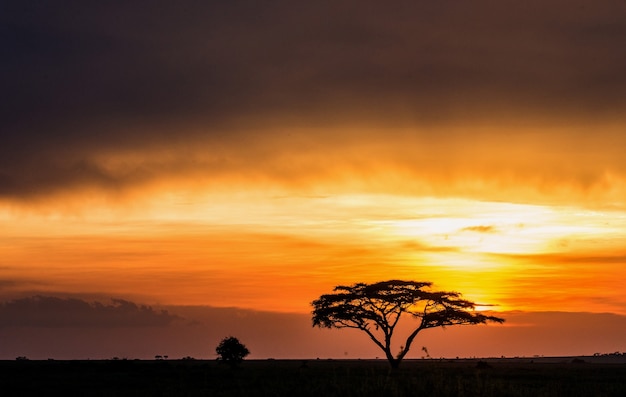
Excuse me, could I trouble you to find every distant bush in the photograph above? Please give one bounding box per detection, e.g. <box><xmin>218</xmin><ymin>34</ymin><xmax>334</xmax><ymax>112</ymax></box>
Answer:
<box><xmin>215</xmin><ymin>336</ymin><xmax>249</xmax><ymax>367</ymax></box>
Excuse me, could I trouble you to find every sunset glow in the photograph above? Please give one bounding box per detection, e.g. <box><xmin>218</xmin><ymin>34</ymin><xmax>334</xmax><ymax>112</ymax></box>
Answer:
<box><xmin>2</xmin><ymin>0</ymin><xmax>626</xmax><ymax>360</ymax></box>
<box><xmin>3</xmin><ymin>191</ymin><xmax>625</xmax><ymax>316</ymax></box>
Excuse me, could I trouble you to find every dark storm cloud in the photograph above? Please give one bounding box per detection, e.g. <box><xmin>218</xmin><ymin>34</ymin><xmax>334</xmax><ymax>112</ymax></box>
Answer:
<box><xmin>2</xmin><ymin>0</ymin><xmax>625</xmax><ymax>198</ymax></box>
<box><xmin>0</xmin><ymin>296</ymin><xmax>179</xmax><ymax>327</ymax></box>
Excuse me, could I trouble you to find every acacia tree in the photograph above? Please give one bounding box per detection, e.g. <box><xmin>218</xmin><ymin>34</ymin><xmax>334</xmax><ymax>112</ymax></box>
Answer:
<box><xmin>312</xmin><ymin>280</ymin><xmax>504</xmax><ymax>369</ymax></box>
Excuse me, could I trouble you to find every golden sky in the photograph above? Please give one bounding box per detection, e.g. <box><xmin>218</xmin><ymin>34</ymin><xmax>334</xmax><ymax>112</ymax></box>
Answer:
<box><xmin>3</xmin><ymin>191</ymin><xmax>626</xmax><ymax>315</ymax></box>
<box><xmin>1</xmin><ymin>0</ymin><xmax>626</xmax><ymax>358</ymax></box>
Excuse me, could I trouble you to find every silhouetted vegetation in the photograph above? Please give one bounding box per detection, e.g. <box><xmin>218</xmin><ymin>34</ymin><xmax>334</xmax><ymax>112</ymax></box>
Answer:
<box><xmin>216</xmin><ymin>336</ymin><xmax>250</xmax><ymax>367</ymax></box>
<box><xmin>312</xmin><ymin>280</ymin><xmax>504</xmax><ymax>368</ymax></box>
<box><xmin>0</xmin><ymin>359</ymin><xmax>624</xmax><ymax>396</ymax></box>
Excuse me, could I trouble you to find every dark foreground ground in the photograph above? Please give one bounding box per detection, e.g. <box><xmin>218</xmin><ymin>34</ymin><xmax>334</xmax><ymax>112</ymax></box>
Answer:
<box><xmin>1</xmin><ymin>358</ymin><xmax>625</xmax><ymax>397</ymax></box>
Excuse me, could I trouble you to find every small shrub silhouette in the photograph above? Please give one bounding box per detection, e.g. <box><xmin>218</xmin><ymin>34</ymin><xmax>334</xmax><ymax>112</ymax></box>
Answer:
<box><xmin>216</xmin><ymin>336</ymin><xmax>250</xmax><ymax>367</ymax></box>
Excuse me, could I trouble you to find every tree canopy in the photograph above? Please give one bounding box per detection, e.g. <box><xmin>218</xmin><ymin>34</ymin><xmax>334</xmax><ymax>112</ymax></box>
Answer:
<box><xmin>312</xmin><ymin>280</ymin><xmax>504</xmax><ymax>368</ymax></box>
<box><xmin>215</xmin><ymin>336</ymin><xmax>250</xmax><ymax>367</ymax></box>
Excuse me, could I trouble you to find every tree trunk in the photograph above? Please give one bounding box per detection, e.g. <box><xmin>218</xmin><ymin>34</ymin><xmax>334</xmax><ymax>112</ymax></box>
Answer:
<box><xmin>383</xmin><ymin>348</ymin><xmax>401</xmax><ymax>369</ymax></box>
<box><xmin>384</xmin><ymin>349</ymin><xmax>402</xmax><ymax>369</ymax></box>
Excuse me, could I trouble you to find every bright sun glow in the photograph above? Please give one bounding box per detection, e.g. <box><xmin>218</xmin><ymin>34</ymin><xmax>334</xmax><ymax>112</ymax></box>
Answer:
<box><xmin>379</xmin><ymin>200</ymin><xmax>624</xmax><ymax>256</ymax></box>
<box><xmin>2</xmin><ymin>192</ymin><xmax>626</xmax><ymax>314</ymax></box>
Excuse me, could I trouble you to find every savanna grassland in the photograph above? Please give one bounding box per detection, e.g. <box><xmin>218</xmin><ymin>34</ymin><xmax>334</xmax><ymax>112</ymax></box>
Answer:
<box><xmin>1</xmin><ymin>358</ymin><xmax>625</xmax><ymax>397</ymax></box>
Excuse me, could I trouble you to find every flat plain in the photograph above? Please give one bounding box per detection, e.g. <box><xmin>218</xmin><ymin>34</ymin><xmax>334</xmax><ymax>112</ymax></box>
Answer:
<box><xmin>1</xmin><ymin>358</ymin><xmax>625</xmax><ymax>397</ymax></box>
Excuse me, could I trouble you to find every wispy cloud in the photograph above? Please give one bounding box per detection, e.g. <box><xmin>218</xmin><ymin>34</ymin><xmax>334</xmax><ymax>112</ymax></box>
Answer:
<box><xmin>461</xmin><ymin>225</ymin><xmax>497</xmax><ymax>234</ymax></box>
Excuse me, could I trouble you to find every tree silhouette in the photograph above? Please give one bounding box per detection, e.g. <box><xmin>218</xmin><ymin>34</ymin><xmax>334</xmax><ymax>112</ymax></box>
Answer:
<box><xmin>215</xmin><ymin>336</ymin><xmax>250</xmax><ymax>367</ymax></box>
<box><xmin>312</xmin><ymin>280</ymin><xmax>504</xmax><ymax>369</ymax></box>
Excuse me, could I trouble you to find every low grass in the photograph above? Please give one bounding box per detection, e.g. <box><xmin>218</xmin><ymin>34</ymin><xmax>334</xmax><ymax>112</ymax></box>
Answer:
<box><xmin>1</xmin><ymin>359</ymin><xmax>624</xmax><ymax>396</ymax></box>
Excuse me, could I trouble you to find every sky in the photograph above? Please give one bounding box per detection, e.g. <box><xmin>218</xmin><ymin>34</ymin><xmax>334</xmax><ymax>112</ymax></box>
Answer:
<box><xmin>1</xmin><ymin>0</ymin><xmax>626</xmax><ymax>359</ymax></box>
